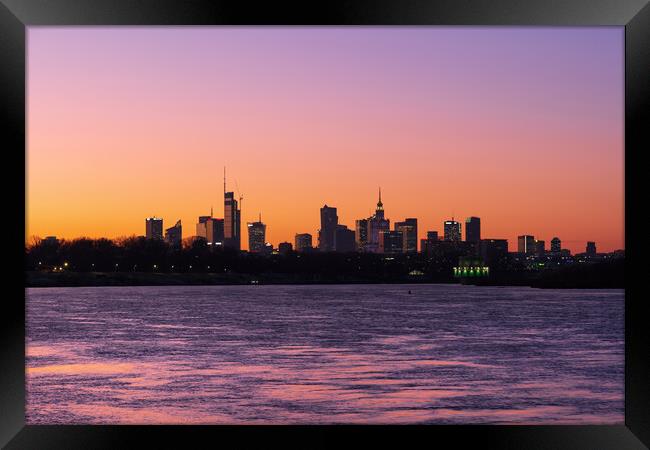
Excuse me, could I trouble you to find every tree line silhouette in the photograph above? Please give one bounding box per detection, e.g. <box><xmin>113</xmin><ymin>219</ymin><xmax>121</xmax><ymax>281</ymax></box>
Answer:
<box><xmin>25</xmin><ymin>236</ymin><xmax>461</xmax><ymax>281</ymax></box>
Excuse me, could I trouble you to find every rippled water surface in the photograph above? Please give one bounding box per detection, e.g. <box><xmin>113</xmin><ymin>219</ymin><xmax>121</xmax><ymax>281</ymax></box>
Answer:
<box><xmin>26</xmin><ymin>284</ymin><xmax>624</xmax><ymax>424</ymax></box>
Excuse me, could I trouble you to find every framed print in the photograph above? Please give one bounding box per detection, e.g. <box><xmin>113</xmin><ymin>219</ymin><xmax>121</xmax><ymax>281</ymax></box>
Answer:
<box><xmin>1</xmin><ymin>0</ymin><xmax>648</xmax><ymax>448</ymax></box>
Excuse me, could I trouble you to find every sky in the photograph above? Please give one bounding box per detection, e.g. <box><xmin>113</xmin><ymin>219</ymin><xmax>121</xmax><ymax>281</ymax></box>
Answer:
<box><xmin>27</xmin><ymin>27</ymin><xmax>624</xmax><ymax>253</ymax></box>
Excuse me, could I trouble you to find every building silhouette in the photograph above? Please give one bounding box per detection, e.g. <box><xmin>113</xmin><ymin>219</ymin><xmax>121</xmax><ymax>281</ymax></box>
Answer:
<box><xmin>444</xmin><ymin>219</ymin><xmax>461</xmax><ymax>242</ymax></box>
<box><xmin>518</xmin><ymin>235</ymin><xmax>536</xmax><ymax>254</ymax></box>
<box><xmin>224</xmin><ymin>191</ymin><xmax>241</xmax><ymax>250</ymax></box>
<box><xmin>379</xmin><ymin>230</ymin><xmax>403</xmax><ymax>254</ymax></box>
<box><xmin>355</xmin><ymin>218</ymin><xmax>368</xmax><ymax>251</ymax></box>
<box><xmin>551</xmin><ymin>237</ymin><xmax>562</xmax><ymax>253</ymax></box>
<box><xmin>196</xmin><ymin>215</ymin><xmax>210</xmax><ymax>240</ymax></box>
<box><xmin>395</xmin><ymin>218</ymin><xmax>418</xmax><ymax>253</ymax></box>
<box><xmin>318</xmin><ymin>205</ymin><xmax>338</xmax><ymax>252</ymax></box>
<box><xmin>334</xmin><ymin>225</ymin><xmax>356</xmax><ymax>252</ymax></box>
<box><xmin>196</xmin><ymin>212</ymin><xmax>224</xmax><ymax>247</ymax></box>
<box><xmin>164</xmin><ymin>220</ymin><xmax>182</xmax><ymax>249</ymax></box>
<box><xmin>366</xmin><ymin>188</ymin><xmax>390</xmax><ymax>253</ymax></box>
<box><xmin>535</xmin><ymin>239</ymin><xmax>546</xmax><ymax>256</ymax></box>
<box><xmin>295</xmin><ymin>233</ymin><xmax>313</xmax><ymax>252</ymax></box>
<box><xmin>145</xmin><ymin>217</ymin><xmax>163</xmax><ymax>240</ymax></box>
<box><xmin>480</xmin><ymin>238</ymin><xmax>509</xmax><ymax>267</ymax></box>
<box><xmin>210</xmin><ymin>219</ymin><xmax>225</xmax><ymax>247</ymax></box>
<box><xmin>420</xmin><ymin>231</ymin><xmax>439</xmax><ymax>254</ymax></box>
<box><xmin>247</xmin><ymin>214</ymin><xmax>266</xmax><ymax>253</ymax></box>
<box><xmin>586</xmin><ymin>241</ymin><xmax>597</xmax><ymax>256</ymax></box>
<box><xmin>465</xmin><ymin>217</ymin><xmax>481</xmax><ymax>243</ymax></box>
<box><xmin>43</xmin><ymin>236</ymin><xmax>59</xmax><ymax>246</ymax></box>
<box><xmin>278</xmin><ymin>242</ymin><xmax>293</xmax><ymax>254</ymax></box>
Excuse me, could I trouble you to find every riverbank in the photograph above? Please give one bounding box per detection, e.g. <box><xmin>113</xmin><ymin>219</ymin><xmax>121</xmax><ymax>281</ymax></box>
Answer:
<box><xmin>25</xmin><ymin>271</ymin><xmax>451</xmax><ymax>287</ymax></box>
<box><xmin>25</xmin><ymin>258</ymin><xmax>623</xmax><ymax>289</ymax></box>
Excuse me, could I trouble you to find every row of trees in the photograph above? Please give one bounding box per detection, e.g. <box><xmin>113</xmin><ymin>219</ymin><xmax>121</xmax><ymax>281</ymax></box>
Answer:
<box><xmin>26</xmin><ymin>235</ymin><xmax>502</xmax><ymax>280</ymax></box>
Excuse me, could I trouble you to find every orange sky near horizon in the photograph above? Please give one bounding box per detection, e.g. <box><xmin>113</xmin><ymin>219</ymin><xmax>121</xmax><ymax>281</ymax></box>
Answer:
<box><xmin>26</xmin><ymin>27</ymin><xmax>624</xmax><ymax>253</ymax></box>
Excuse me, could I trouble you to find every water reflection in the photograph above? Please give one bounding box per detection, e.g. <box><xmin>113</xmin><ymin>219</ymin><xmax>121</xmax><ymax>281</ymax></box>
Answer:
<box><xmin>26</xmin><ymin>285</ymin><xmax>624</xmax><ymax>424</ymax></box>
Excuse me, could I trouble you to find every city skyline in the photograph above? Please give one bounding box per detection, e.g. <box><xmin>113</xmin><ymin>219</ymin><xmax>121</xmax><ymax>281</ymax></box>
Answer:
<box><xmin>31</xmin><ymin>188</ymin><xmax>617</xmax><ymax>257</ymax></box>
<box><xmin>27</xmin><ymin>27</ymin><xmax>624</xmax><ymax>253</ymax></box>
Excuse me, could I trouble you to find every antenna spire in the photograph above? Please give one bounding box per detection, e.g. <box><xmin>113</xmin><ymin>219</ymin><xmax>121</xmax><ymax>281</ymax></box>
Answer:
<box><xmin>223</xmin><ymin>166</ymin><xmax>226</xmax><ymax>194</ymax></box>
<box><xmin>376</xmin><ymin>186</ymin><xmax>383</xmax><ymax>210</ymax></box>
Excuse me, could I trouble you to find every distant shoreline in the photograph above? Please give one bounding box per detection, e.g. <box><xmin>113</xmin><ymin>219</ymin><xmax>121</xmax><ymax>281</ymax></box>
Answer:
<box><xmin>25</xmin><ymin>265</ymin><xmax>624</xmax><ymax>290</ymax></box>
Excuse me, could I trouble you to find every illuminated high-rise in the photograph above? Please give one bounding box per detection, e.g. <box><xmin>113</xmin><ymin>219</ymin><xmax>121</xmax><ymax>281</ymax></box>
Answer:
<box><xmin>444</xmin><ymin>219</ymin><xmax>461</xmax><ymax>242</ymax></box>
<box><xmin>247</xmin><ymin>214</ymin><xmax>266</xmax><ymax>253</ymax></box>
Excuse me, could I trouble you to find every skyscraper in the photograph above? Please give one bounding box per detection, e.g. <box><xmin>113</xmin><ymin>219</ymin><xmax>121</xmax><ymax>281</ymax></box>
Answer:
<box><xmin>206</xmin><ymin>218</ymin><xmax>225</xmax><ymax>247</ymax></box>
<box><xmin>465</xmin><ymin>217</ymin><xmax>481</xmax><ymax>243</ymax></box>
<box><xmin>164</xmin><ymin>220</ymin><xmax>182</xmax><ymax>249</ymax></box>
<box><xmin>196</xmin><ymin>215</ymin><xmax>210</xmax><ymax>240</ymax></box>
<box><xmin>395</xmin><ymin>218</ymin><xmax>418</xmax><ymax>253</ymax></box>
<box><xmin>224</xmin><ymin>174</ymin><xmax>241</xmax><ymax>251</ymax></box>
<box><xmin>318</xmin><ymin>205</ymin><xmax>338</xmax><ymax>251</ymax></box>
<box><xmin>295</xmin><ymin>233</ymin><xmax>313</xmax><ymax>252</ymax></box>
<box><xmin>420</xmin><ymin>230</ymin><xmax>439</xmax><ymax>255</ymax></box>
<box><xmin>586</xmin><ymin>241</ymin><xmax>597</xmax><ymax>256</ymax></box>
<box><xmin>535</xmin><ymin>239</ymin><xmax>546</xmax><ymax>256</ymax></box>
<box><xmin>480</xmin><ymin>238</ymin><xmax>509</xmax><ymax>267</ymax></box>
<box><xmin>247</xmin><ymin>214</ymin><xmax>266</xmax><ymax>253</ymax></box>
<box><xmin>334</xmin><ymin>225</ymin><xmax>356</xmax><ymax>252</ymax></box>
<box><xmin>551</xmin><ymin>237</ymin><xmax>562</xmax><ymax>253</ymax></box>
<box><xmin>379</xmin><ymin>230</ymin><xmax>403</xmax><ymax>254</ymax></box>
<box><xmin>196</xmin><ymin>213</ymin><xmax>224</xmax><ymax>247</ymax></box>
<box><xmin>145</xmin><ymin>217</ymin><xmax>163</xmax><ymax>240</ymax></box>
<box><xmin>518</xmin><ymin>235</ymin><xmax>536</xmax><ymax>254</ymax></box>
<box><xmin>278</xmin><ymin>242</ymin><xmax>293</xmax><ymax>254</ymax></box>
<box><xmin>355</xmin><ymin>218</ymin><xmax>368</xmax><ymax>251</ymax></box>
<box><xmin>444</xmin><ymin>219</ymin><xmax>461</xmax><ymax>242</ymax></box>
<box><xmin>366</xmin><ymin>188</ymin><xmax>390</xmax><ymax>253</ymax></box>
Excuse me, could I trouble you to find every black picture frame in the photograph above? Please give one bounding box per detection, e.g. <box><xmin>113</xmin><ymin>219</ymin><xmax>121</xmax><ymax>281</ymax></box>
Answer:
<box><xmin>1</xmin><ymin>1</ymin><xmax>648</xmax><ymax>448</ymax></box>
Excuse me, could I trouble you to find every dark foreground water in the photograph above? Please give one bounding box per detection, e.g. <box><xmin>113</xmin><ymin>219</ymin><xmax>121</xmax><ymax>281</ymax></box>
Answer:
<box><xmin>26</xmin><ymin>284</ymin><xmax>624</xmax><ymax>424</ymax></box>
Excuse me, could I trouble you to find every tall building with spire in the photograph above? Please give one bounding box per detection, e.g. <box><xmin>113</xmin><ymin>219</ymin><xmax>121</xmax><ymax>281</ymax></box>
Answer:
<box><xmin>366</xmin><ymin>188</ymin><xmax>390</xmax><ymax>253</ymax></box>
<box><xmin>223</xmin><ymin>168</ymin><xmax>241</xmax><ymax>250</ymax></box>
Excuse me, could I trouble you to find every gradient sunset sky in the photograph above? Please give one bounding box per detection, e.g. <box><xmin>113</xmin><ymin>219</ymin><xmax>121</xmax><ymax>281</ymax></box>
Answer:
<box><xmin>27</xmin><ymin>27</ymin><xmax>624</xmax><ymax>253</ymax></box>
